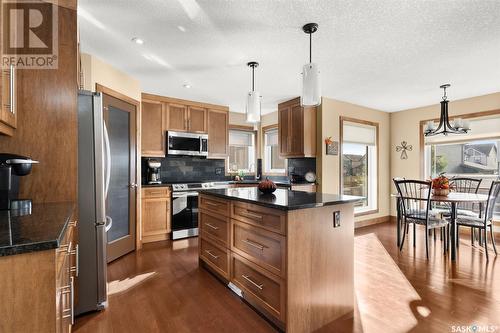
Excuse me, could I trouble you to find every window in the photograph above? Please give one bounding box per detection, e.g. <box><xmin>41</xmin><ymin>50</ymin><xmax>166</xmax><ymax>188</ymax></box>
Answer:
<box><xmin>228</xmin><ymin>129</ymin><xmax>256</xmax><ymax>173</ymax></box>
<box><xmin>341</xmin><ymin>120</ymin><xmax>378</xmax><ymax>213</ymax></box>
<box><xmin>264</xmin><ymin>127</ymin><xmax>286</xmax><ymax>174</ymax></box>
<box><xmin>424</xmin><ymin>115</ymin><xmax>500</xmax><ymax>219</ymax></box>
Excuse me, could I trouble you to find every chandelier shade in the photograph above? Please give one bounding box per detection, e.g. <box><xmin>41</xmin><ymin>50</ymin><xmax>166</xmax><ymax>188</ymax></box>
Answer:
<box><xmin>301</xmin><ymin>23</ymin><xmax>321</xmax><ymax>107</ymax></box>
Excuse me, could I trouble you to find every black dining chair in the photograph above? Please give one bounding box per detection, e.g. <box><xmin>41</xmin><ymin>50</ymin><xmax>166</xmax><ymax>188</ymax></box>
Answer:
<box><xmin>451</xmin><ymin>177</ymin><xmax>482</xmax><ymax>246</ymax></box>
<box><xmin>455</xmin><ymin>180</ymin><xmax>499</xmax><ymax>261</ymax></box>
<box><xmin>393</xmin><ymin>179</ymin><xmax>449</xmax><ymax>259</ymax></box>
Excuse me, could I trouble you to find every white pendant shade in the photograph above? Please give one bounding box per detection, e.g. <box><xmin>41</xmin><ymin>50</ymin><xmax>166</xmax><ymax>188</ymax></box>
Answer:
<box><xmin>246</xmin><ymin>91</ymin><xmax>261</xmax><ymax>123</ymax></box>
<box><xmin>301</xmin><ymin>62</ymin><xmax>321</xmax><ymax>106</ymax></box>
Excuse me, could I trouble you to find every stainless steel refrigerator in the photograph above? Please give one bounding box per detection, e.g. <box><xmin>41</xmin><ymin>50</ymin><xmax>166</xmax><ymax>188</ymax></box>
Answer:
<box><xmin>76</xmin><ymin>91</ymin><xmax>111</xmax><ymax>314</ymax></box>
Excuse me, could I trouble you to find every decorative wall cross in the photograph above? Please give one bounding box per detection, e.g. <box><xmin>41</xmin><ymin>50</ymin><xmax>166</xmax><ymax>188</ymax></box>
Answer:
<box><xmin>396</xmin><ymin>141</ymin><xmax>412</xmax><ymax>160</ymax></box>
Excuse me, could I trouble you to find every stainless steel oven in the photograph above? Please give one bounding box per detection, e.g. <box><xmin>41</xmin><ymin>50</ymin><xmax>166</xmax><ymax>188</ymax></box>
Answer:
<box><xmin>167</xmin><ymin>131</ymin><xmax>208</xmax><ymax>157</ymax></box>
<box><xmin>171</xmin><ymin>190</ymin><xmax>199</xmax><ymax>240</ymax></box>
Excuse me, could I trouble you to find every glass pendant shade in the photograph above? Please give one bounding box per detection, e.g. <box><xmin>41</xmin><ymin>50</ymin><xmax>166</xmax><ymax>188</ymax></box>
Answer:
<box><xmin>301</xmin><ymin>62</ymin><xmax>321</xmax><ymax>106</ymax></box>
<box><xmin>246</xmin><ymin>91</ymin><xmax>261</xmax><ymax>123</ymax></box>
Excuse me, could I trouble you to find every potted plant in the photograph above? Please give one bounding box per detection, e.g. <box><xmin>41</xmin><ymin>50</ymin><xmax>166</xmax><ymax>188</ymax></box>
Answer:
<box><xmin>431</xmin><ymin>173</ymin><xmax>450</xmax><ymax>196</ymax></box>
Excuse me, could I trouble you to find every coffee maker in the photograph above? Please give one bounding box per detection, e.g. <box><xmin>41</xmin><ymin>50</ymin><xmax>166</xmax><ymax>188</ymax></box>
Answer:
<box><xmin>0</xmin><ymin>153</ymin><xmax>39</xmax><ymax>210</ymax></box>
<box><xmin>147</xmin><ymin>159</ymin><xmax>162</xmax><ymax>185</ymax></box>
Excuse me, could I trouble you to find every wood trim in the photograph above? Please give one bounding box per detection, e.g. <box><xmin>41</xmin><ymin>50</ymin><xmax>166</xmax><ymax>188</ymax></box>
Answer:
<box><xmin>229</xmin><ymin>124</ymin><xmax>255</xmax><ymax>131</ymax></box>
<box><xmin>261</xmin><ymin>124</ymin><xmax>278</xmax><ymax>132</ymax></box>
<box><xmin>96</xmin><ymin>84</ymin><xmax>142</xmax><ymax>250</ymax></box>
<box><xmin>42</xmin><ymin>0</ymin><xmax>77</xmax><ymax>10</ymax></box>
<box><xmin>339</xmin><ymin>116</ymin><xmax>380</xmax><ymax>217</ymax></box>
<box><xmin>355</xmin><ymin>215</ymin><xmax>390</xmax><ymax>229</ymax></box>
<box><xmin>418</xmin><ymin>108</ymin><xmax>500</xmax><ymax>179</ymax></box>
<box><xmin>278</xmin><ymin>97</ymin><xmax>301</xmax><ymax>108</ymax></box>
<box><xmin>141</xmin><ymin>92</ymin><xmax>229</xmax><ymax>111</ymax></box>
<box><xmin>96</xmin><ymin>84</ymin><xmax>140</xmax><ymax>108</ymax></box>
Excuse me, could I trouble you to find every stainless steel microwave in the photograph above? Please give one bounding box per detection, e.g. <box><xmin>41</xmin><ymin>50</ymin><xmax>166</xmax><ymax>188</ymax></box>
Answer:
<box><xmin>167</xmin><ymin>131</ymin><xmax>208</xmax><ymax>157</ymax></box>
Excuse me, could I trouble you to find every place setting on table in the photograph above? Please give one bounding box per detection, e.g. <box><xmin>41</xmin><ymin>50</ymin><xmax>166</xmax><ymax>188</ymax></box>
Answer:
<box><xmin>392</xmin><ymin>174</ymin><xmax>499</xmax><ymax>261</ymax></box>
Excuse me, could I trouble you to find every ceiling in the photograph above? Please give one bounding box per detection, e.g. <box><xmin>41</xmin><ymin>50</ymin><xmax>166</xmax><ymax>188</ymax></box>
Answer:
<box><xmin>78</xmin><ymin>0</ymin><xmax>500</xmax><ymax>114</ymax></box>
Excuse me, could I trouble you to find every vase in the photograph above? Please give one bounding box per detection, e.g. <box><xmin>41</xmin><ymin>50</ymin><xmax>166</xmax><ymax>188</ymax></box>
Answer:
<box><xmin>433</xmin><ymin>188</ymin><xmax>449</xmax><ymax>196</ymax></box>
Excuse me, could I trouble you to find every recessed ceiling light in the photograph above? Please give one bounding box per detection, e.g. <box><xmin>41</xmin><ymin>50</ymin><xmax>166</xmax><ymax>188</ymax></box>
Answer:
<box><xmin>177</xmin><ymin>25</ymin><xmax>186</xmax><ymax>32</ymax></box>
<box><xmin>131</xmin><ymin>37</ymin><xmax>144</xmax><ymax>45</ymax></box>
<box><xmin>183</xmin><ymin>84</ymin><xmax>191</xmax><ymax>89</ymax></box>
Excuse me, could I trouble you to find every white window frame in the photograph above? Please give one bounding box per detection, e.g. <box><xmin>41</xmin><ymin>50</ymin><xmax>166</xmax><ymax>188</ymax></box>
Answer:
<box><xmin>263</xmin><ymin>126</ymin><xmax>286</xmax><ymax>175</ymax></box>
<box><xmin>227</xmin><ymin>128</ymin><xmax>256</xmax><ymax>175</ymax></box>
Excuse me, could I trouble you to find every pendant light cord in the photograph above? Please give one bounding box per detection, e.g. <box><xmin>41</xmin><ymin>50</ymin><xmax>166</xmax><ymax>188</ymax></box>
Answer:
<box><xmin>252</xmin><ymin>66</ymin><xmax>255</xmax><ymax>92</ymax></box>
<box><xmin>309</xmin><ymin>33</ymin><xmax>312</xmax><ymax>63</ymax></box>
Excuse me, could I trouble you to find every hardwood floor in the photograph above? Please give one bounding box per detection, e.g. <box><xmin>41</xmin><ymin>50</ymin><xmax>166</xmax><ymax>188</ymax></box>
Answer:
<box><xmin>74</xmin><ymin>222</ymin><xmax>500</xmax><ymax>332</ymax></box>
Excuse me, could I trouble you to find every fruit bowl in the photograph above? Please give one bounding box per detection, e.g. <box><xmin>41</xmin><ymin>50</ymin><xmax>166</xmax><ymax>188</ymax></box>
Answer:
<box><xmin>258</xmin><ymin>178</ymin><xmax>277</xmax><ymax>194</ymax></box>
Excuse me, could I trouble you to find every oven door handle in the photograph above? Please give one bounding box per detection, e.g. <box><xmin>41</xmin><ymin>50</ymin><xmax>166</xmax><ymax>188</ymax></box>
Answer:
<box><xmin>173</xmin><ymin>191</ymin><xmax>199</xmax><ymax>198</ymax></box>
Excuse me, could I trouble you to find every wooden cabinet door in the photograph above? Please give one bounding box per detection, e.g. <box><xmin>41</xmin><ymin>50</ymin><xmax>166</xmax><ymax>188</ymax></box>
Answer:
<box><xmin>278</xmin><ymin>106</ymin><xmax>290</xmax><ymax>156</ymax></box>
<box><xmin>141</xmin><ymin>196</ymin><xmax>171</xmax><ymax>243</ymax></box>
<box><xmin>289</xmin><ymin>103</ymin><xmax>304</xmax><ymax>156</ymax></box>
<box><xmin>0</xmin><ymin>66</ymin><xmax>16</xmax><ymax>135</ymax></box>
<box><xmin>141</xmin><ymin>100</ymin><xmax>165</xmax><ymax>157</ymax></box>
<box><xmin>188</xmin><ymin>106</ymin><xmax>207</xmax><ymax>133</ymax></box>
<box><xmin>208</xmin><ymin>109</ymin><xmax>228</xmax><ymax>158</ymax></box>
<box><xmin>166</xmin><ymin>103</ymin><xmax>188</xmax><ymax>132</ymax></box>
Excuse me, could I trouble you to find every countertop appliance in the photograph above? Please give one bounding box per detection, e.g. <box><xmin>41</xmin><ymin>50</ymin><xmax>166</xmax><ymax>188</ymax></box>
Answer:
<box><xmin>76</xmin><ymin>91</ymin><xmax>110</xmax><ymax>314</ymax></box>
<box><xmin>146</xmin><ymin>159</ymin><xmax>161</xmax><ymax>185</ymax></box>
<box><xmin>171</xmin><ymin>182</ymin><xmax>230</xmax><ymax>240</ymax></box>
<box><xmin>167</xmin><ymin>131</ymin><xmax>208</xmax><ymax>157</ymax></box>
<box><xmin>0</xmin><ymin>153</ymin><xmax>38</xmax><ymax>211</ymax></box>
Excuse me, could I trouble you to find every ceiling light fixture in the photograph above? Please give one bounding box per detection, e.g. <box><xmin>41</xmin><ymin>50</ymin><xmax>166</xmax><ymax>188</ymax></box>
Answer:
<box><xmin>183</xmin><ymin>84</ymin><xmax>191</xmax><ymax>89</ymax></box>
<box><xmin>131</xmin><ymin>37</ymin><xmax>144</xmax><ymax>45</ymax></box>
<box><xmin>301</xmin><ymin>23</ymin><xmax>321</xmax><ymax>106</ymax></box>
<box><xmin>245</xmin><ymin>61</ymin><xmax>261</xmax><ymax>124</ymax></box>
<box><xmin>424</xmin><ymin>84</ymin><xmax>470</xmax><ymax>136</ymax></box>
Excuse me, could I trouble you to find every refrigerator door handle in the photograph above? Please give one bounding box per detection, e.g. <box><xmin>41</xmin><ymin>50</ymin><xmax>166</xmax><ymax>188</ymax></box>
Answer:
<box><xmin>105</xmin><ymin>216</ymin><xmax>113</xmax><ymax>232</ymax></box>
<box><xmin>103</xmin><ymin>121</ymin><xmax>111</xmax><ymax>200</ymax></box>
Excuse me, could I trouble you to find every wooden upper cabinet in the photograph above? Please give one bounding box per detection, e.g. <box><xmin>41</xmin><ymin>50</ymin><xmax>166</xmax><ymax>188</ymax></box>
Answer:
<box><xmin>278</xmin><ymin>97</ymin><xmax>316</xmax><ymax>158</ymax></box>
<box><xmin>166</xmin><ymin>103</ymin><xmax>188</xmax><ymax>132</ymax></box>
<box><xmin>0</xmin><ymin>66</ymin><xmax>17</xmax><ymax>136</ymax></box>
<box><xmin>208</xmin><ymin>109</ymin><xmax>228</xmax><ymax>158</ymax></box>
<box><xmin>141</xmin><ymin>100</ymin><xmax>165</xmax><ymax>157</ymax></box>
<box><xmin>188</xmin><ymin>106</ymin><xmax>207</xmax><ymax>133</ymax></box>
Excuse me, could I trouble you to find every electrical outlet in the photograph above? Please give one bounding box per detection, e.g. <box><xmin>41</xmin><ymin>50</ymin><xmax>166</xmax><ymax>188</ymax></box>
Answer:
<box><xmin>333</xmin><ymin>211</ymin><xmax>341</xmax><ymax>228</ymax></box>
<box><xmin>215</xmin><ymin>167</ymin><xmax>223</xmax><ymax>175</ymax></box>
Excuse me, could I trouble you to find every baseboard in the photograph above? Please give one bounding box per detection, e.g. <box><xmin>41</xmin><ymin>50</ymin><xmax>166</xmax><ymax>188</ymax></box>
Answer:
<box><xmin>355</xmin><ymin>216</ymin><xmax>390</xmax><ymax>229</ymax></box>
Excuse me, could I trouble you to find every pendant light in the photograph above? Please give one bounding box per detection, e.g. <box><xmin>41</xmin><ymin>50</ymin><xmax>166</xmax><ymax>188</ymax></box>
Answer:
<box><xmin>246</xmin><ymin>61</ymin><xmax>261</xmax><ymax>124</ymax></box>
<box><xmin>424</xmin><ymin>84</ymin><xmax>470</xmax><ymax>136</ymax></box>
<box><xmin>301</xmin><ymin>23</ymin><xmax>321</xmax><ymax>106</ymax></box>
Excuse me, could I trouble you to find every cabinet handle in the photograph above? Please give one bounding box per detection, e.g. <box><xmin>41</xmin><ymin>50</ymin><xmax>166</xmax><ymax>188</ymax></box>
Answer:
<box><xmin>242</xmin><ymin>210</ymin><xmax>263</xmax><ymax>220</ymax></box>
<box><xmin>70</xmin><ymin>244</ymin><xmax>79</xmax><ymax>277</ymax></box>
<box><xmin>204</xmin><ymin>250</ymin><xmax>219</xmax><ymax>260</ymax></box>
<box><xmin>10</xmin><ymin>64</ymin><xmax>15</xmax><ymax>115</ymax></box>
<box><xmin>70</xmin><ymin>277</ymin><xmax>74</xmax><ymax>324</ymax></box>
<box><xmin>205</xmin><ymin>223</ymin><xmax>219</xmax><ymax>230</ymax></box>
<box><xmin>242</xmin><ymin>238</ymin><xmax>265</xmax><ymax>251</ymax></box>
<box><xmin>242</xmin><ymin>274</ymin><xmax>264</xmax><ymax>290</ymax></box>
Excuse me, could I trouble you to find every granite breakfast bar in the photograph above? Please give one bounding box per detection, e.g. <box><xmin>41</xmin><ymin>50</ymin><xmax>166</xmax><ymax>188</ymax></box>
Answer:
<box><xmin>198</xmin><ymin>187</ymin><xmax>362</xmax><ymax>332</ymax></box>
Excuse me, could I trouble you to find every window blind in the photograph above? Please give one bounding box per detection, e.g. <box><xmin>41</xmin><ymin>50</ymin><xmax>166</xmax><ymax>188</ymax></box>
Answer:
<box><xmin>229</xmin><ymin>130</ymin><xmax>254</xmax><ymax>146</ymax></box>
<box><xmin>343</xmin><ymin>121</ymin><xmax>377</xmax><ymax>146</ymax></box>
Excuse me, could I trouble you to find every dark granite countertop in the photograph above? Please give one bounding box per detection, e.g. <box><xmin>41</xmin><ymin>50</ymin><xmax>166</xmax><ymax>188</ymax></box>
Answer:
<box><xmin>0</xmin><ymin>202</ymin><xmax>75</xmax><ymax>256</ymax></box>
<box><xmin>141</xmin><ymin>180</ymin><xmax>314</xmax><ymax>188</ymax></box>
<box><xmin>199</xmin><ymin>188</ymin><xmax>363</xmax><ymax>211</ymax></box>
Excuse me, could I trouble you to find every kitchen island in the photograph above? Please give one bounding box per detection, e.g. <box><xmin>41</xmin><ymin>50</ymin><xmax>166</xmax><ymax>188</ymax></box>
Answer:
<box><xmin>198</xmin><ymin>188</ymin><xmax>362</xmax><ymax>332</ymax></box>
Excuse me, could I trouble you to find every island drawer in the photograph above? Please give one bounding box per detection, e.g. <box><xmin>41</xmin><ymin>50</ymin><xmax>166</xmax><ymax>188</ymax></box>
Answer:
<box><xmin>231</xmin><ymin>220</ymin><xmax>286</xmax><ymax>278</ymax></box>
<box><xmin>231</xmin><ymin>253</ymin><xmax>285</xmax><ymax>323</ymax></box>
<box><xmin>200</xmin><ymin>238</ymin><xmax>230</xmax><ymax>279</ymax></box>
<box><xmin>199</xmin><ymin>195</ymin><xmax>230</xmax><ymax>217</ymax></box>
<box><xmin>231</xmin><ymin>201</ymin><xmax>286</xmax><ymax>235</ymax></box>
<box><xmin>200</xmin><ymin>210</ymin><xmax>230</xmax><ymax>247</ymax></box>
<box><xmin>143</xmin><ymin>187</ymin><xmax>170</xmax><ymax>198</ymax></box>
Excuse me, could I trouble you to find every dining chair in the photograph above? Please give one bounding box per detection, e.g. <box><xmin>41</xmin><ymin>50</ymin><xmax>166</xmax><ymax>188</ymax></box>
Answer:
<box><xmin>451</xmin><ymin>177</ymin><xmax>482</xmax><ymax>246</ymax></box>
<box><xmin>393</xmin><ymin>179</ymin><xmax>449</xmax><ymax>259</ymax></box>
<box><xmin>455</xmin><ymin>180</ymin><xmax>499</xmax><ymax>260</ymax></box>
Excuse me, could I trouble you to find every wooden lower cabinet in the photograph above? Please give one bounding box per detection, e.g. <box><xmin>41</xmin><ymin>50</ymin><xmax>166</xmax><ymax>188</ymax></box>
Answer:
<box><xmin>199</xmin><ymin>194</ymin><xmax>355</xmax><ymax>332</ymax></box>
<box><xmin>141</xmin><ymin>187</ymin><xmax>171</xmax><ymax>243</ymax></box>
<box><xmin>0</xmin><ymin>219</ymin><xmax>78</xmax><ymax>333</ymax></box>
<box><xmin>291</xmin><ymin>183</ymin><xmax>317</xmax><ymax>192</ymax></box>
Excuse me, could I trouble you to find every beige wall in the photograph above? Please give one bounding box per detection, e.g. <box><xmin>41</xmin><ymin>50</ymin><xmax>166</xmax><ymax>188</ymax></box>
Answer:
<box><xmin>80</xmin><ymin>53</ymin><xmax>141</xmax><ymax>101</ymax></box>
<box><xmin>318</xmin><ymin>97</ymin><xmax>391</xmax><ymax>223</ymax></box>
<box><xmin>390</xmin><ymin>92</ymin><xmax>500</xmax><ymax>216</ymax></box>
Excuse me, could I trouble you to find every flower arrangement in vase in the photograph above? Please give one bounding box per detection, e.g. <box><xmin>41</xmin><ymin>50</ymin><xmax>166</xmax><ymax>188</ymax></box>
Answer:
<box><xmin>431</xmin><ymin>174</ymin><xmax>450</xmax><ymax>196</ymax></box>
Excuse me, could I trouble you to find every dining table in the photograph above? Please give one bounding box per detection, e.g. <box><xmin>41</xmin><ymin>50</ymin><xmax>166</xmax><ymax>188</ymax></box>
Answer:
<box><xmin>393</xmin><ymin>191</ymin><xmax>489</xmax><ymax>261</ymax></box>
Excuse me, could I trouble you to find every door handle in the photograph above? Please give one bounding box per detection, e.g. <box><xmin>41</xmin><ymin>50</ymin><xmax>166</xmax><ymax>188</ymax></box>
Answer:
<box><xmin>129</xmin><ymin>183</ymin><xmax>138</xmax><ymax>188</ymax></box>
<box><xmin>105</xmin><ymin>216</ymin><xmax>113</xmax><ymax>232</ymax></box>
